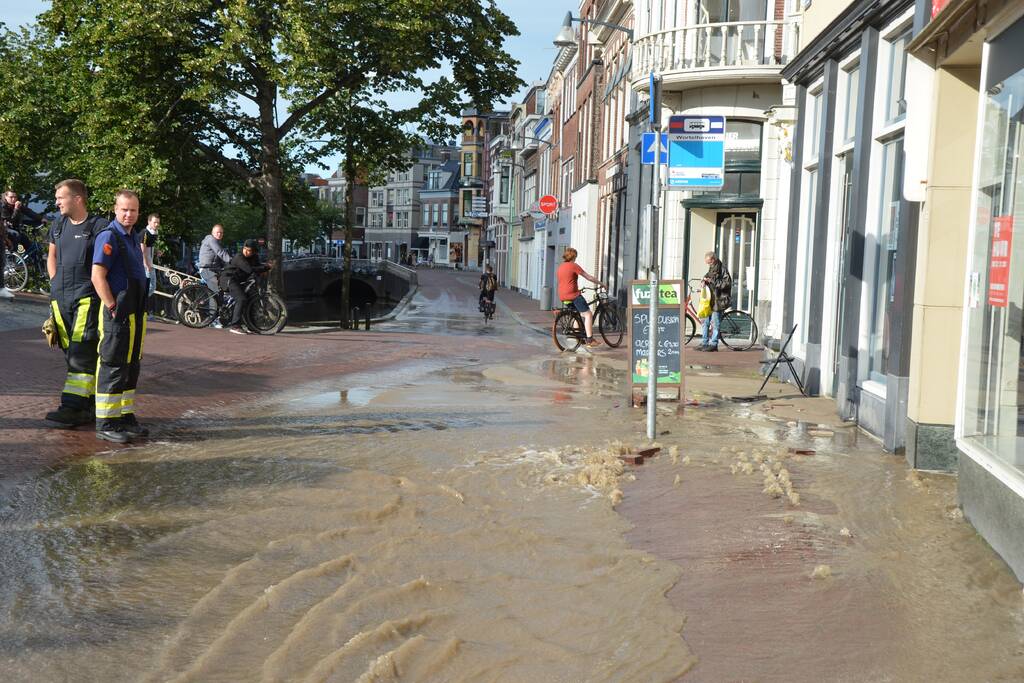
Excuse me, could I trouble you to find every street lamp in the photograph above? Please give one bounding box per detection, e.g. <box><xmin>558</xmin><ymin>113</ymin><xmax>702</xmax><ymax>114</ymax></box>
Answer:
<box><xmin>553</xmin><ymin>11</ymin><xmax>634</xmax><ymax>48</ymax></box>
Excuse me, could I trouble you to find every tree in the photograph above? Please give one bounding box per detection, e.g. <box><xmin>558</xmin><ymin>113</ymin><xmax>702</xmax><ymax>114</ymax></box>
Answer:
<box><xmin>19</xmin><ymin>0</ymin><xmax>522</xmax><ymax>293</ymax></box>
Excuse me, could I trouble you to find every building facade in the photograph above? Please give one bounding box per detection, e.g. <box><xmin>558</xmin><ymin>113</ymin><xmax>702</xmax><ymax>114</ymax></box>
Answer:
<box><xmin>418</xmin><ymin>159</ymin><xmax>462</xmax><ymax>266</ymax></box>
<box><xmin>458</xmin><ymin>111</ymin><xmax>510</xmax><ymax>269</ymax></box>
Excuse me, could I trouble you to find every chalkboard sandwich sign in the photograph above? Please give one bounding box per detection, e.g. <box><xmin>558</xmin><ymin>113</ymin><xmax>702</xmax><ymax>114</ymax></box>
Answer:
<box><xmin>628</xmin><ymin>280</ymin><xmax>685</xmax><ymax>409</ymax></box>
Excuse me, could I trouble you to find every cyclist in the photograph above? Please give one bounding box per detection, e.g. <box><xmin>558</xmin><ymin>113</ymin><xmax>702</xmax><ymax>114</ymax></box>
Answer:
<box><xmin>479</xmin><ymin>264</ymin><xmax>497</xmax><ymax>313</ymax></box>
<box><xmin>219</xmin><ymin>239</ymin><xmax>272</xmax><ymax>335</ymax></box>
<box><xmin>697</xmin><ymin>250</ymin><xmax>733</xmax><ymax>352</ymax></box>
<box><xmin>198</xmin><ymin>223</ymin><xmax>231</xmax><ymax>326</ymax></box>
<box><xmin>2</xmin><ymin>189</ymin><xmax>44</xmax><ymax>298</ymax></box>
<box><xmin>557</xmin><ymin>247</ymin><xmax>603</xmax><ymax>348</ymax></box>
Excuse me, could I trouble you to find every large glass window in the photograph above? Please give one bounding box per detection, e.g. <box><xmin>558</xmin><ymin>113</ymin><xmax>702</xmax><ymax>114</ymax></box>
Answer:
<box><xmin>867</xmin><ymin>137</ymin><xmax>904</xmax><ymax>383</ymax></box>
<box><xmin>725</xmin><ymin>120</ymin><xmax>762</xmax><ymax>163</ymax></box>
<box><xmin>962</xmin><ymin>47</ymin><xmax>1024</xmax><ymax>469</ymax></box>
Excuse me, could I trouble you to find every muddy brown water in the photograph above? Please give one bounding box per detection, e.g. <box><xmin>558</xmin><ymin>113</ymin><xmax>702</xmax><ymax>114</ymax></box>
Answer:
<box><xmin>0</xmin><ymin>357</ymin><xmax>693</xmax><ymax>681</ymax></box>
<box><xmin>2</xmin><ymin>322</ymin><xmax>1024</xmax><ymax>681</ymax></box>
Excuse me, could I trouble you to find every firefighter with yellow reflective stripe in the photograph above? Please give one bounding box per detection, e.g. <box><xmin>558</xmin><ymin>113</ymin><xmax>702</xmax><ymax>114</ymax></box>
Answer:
<box><xmin>44</xmin><ymin>179</ymin><xmax>109</xmax><ymax>429</ymax></box>
<box><xmin>91</xmin><ymin>190</ymin><xmax>149</xmax><ymax>444</ymax></box>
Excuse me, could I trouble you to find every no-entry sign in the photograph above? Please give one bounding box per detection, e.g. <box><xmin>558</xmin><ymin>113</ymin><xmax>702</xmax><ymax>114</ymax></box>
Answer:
<box><xmin>539</xmin><ymin>195</ymin><xmax>558</xmax><ymax>214</ymax></box>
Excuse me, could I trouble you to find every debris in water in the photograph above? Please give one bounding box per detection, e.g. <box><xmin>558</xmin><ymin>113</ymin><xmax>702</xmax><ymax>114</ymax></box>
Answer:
<box><xmin>839</xmin><ymin>527</ymin><xmax>852</xmax><ymax>538</ymax></box>
<box><xmin>789</xmin><ymin>447</ymin><xmax>816</xmax><ymax>456</ymax></box>
<box><xmin>763</xmin><ymin>481</ymin><xmax>784</xmax><ymax>498</ymax></box>
<box><xmin>668</xmin><ymin>445</ymin><xmax>680</xmax><ymax>463</ymax></box>
<box><xmin>787</xmin><ymin>490</ymin><xmax>801</xmax><ymax>506</ymax></box>
<box><xmin>740</xmin><ymin>461</ymin><xmax>754</xmax><ymax>475</ymax></box>
<box><xmin>811</xmin><ymin>564</ymin><xmax>832</xmax><ymax>579</ymax></box>
<box><xmin>682</xmin><ymin>455</ymin><xmax>691</xmax><ymax>465</ymax></box>
<box><xmin>439</xmin><ymin>485</ymin><xmax>465</xmax><ymax>503</ymax></box>
<box><xmin>610</xmin><ymin>489</ymin><xmax>624</xmax><ymax>507</ymax></box>
<box><xmin>783</xmin><ymin>515</ymin><xmax>795</xmax><ymax>525</ymax></box>
<box><xmin>787</xmin><ymin>421</ymin><xmax>798</xmax><ymax>427</ymax></box>
<box><xmin>906</xmin><ymin>470</ymin><xmax>924</xmax><ymax>488</ymax></box>
<box><xmin>730</xmin><ymin>464</ymin><xmax>739</xmax><ymax>475</ymax></box>
<box><xmin>945</xmin><ymin>506</ymin><xmax>964</xmax><ymax>521</ymax></box>
<box><xmin>807</xmin><ymin>429</ymin><xmax>834</xmax><ymax>437</ymax></box>
<box><xmin>674</xmin><ymin>474</ymin><xmax>682</xmax><ymax>486</ymax></box>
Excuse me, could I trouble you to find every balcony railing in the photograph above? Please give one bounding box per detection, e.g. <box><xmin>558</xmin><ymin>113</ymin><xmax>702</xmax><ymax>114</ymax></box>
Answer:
<box><xmin>632</xmin><ymin>20</ymin><xmax>799</xmax><ymax>81</ymax></box>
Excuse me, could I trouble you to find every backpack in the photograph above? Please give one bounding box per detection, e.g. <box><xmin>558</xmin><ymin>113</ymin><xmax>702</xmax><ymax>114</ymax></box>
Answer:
<box><xmin>484</xmin><ymin>274</ymin><xmax>497</xmax><ymax>293</ymax></box>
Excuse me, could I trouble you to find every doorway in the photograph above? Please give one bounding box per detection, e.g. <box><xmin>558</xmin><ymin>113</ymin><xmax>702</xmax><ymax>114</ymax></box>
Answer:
<box><xmin>715</xmin><ymin>212</ymin><xmax>757</xmax><ymax>313</ymax></box>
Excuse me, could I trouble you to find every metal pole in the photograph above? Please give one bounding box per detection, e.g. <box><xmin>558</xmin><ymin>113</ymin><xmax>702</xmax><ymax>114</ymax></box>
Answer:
<box><xmin>646</xmin><ymin>78</ymin><xmax>661</xmax><ymax>441</ymax></box>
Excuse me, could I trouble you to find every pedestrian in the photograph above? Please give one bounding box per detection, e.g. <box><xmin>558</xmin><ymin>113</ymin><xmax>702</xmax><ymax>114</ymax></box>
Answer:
<box><xmin>219</xmin><ymin>238</ymin><xmax>272</xmax><ymax>335</ymax></box>
<box><xmin>43</xmin><ymin>179</ymin><xmax>110</xmax><ymax>429</ymax></box>
<box><xmin>141</xmin><ymin>212</ymin><xmax>160</xmax><ymax>310</ymax></box>
<box><xmin>1</xmin><ymin>189</ymin><xmax>45</xmax><ymax>299</ymax></box>
<box><xmin>556</xmin><ymin>247</ymin><xmax>603</xmax><ymax>348</ymax></box>
<box><xmin>91</xmin><ymin>189</ymin><xmax>150</xmax><ymax>443</ymax></box>
<box><xmin>697</xmin><ymin>251</ymin><xmax>733</xmax><ymax>352</ymax></box>
<box><xmin>198</xmin><ymin>223</ymin><xmax>231</xmax><ymax>327</ymax></box>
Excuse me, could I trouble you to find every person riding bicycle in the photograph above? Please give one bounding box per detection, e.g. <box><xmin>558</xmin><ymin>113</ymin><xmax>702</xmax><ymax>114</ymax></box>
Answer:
<box><xmin>219</xmin><ymin>239</ymin><xmax>272</xmax><ymax>335</ymax></box>
<box><xmin>2</xmin><ymin>189</ymin><xmax>44</xmax><ymax>298</ymax></box>
<box><xmin>557</xmin><ymin>247</ymin><xmax>604</xmax><ymax>348</ymax></box>
<box><xmin>697</xmin><ymin>251</ymin><xmax>732</xmax><ymax>352</ymax></box>
<box><xmin>479</xmin><ymin>264</ymin><xmax>497</xmax><ymax>313</ymax></box>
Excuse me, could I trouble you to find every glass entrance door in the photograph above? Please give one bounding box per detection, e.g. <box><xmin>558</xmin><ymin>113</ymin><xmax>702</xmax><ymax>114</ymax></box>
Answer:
<box><xmin>716</xmin><ymin>213</ymin><xmax>757</xmax><ymax>312</ymax></box>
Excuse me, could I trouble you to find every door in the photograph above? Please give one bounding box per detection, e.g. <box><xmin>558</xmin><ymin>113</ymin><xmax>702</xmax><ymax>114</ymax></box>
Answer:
<box><xmin>715</xmin><ymin>212</ymin><xmax>757</xmax><ymax>312</ymax></box>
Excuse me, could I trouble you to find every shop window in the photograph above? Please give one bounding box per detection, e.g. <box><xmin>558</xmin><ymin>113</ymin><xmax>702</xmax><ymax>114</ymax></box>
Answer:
<box><xmin>867</xmin><ymin>137</ymin><xmax>904</xmax><ymax>384</ymax></box>
<box><xmin>962</xmin><ymin>42</ymin><xmax>1024</xmax><ymax>467</ymax></box>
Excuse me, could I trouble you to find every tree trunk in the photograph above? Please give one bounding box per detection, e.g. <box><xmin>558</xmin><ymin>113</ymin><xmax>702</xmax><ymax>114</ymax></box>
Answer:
<box><xmin>257</xmin><ymin>85</ymin><xmax>285</xmax><ymax>294</ymax></box>
<box><xmin>341</xmin><ymin>141</ymin><xmax>355</xmax><ymax>329</ymax></box>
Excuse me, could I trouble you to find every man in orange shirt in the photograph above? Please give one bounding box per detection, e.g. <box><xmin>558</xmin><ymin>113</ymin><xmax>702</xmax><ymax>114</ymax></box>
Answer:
<box><xmin>556</xmin><ymin>247</ymin><xmax>603</xmax><ymax>347</ymax></box>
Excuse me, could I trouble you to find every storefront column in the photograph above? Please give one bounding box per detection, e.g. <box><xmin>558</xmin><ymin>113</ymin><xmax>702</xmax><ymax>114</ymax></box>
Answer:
<box><xmin>781</xmin><ymin>85</ymin><xmax>806</xmax><ymax>337</ymax></box>
<box><xmin>804</xmin><ymin>60</ymin><xmax>840</xmax><ymax>396</ymax></box>
<box><xmin>835</xmin><ymin>28</ymin><xmax>879</xmax><ymax>420</ymax></box>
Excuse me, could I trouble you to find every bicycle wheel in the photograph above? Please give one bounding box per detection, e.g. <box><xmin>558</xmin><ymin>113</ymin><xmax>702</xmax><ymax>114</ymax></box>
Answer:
<box><xmin>4</xmin><ymin>253</ymin><xmax>28</xmax><ymax>292</ymax></box>
<box><xmin>174</xmin><ymin>283</ymin><xmax>217</xmax><ymax>328</ymax></box>
<box><xmin>684</xmin><ymin>314</ymin><xmax>697</xmax><ymax>344</ymax></box>
<box><xmin>719</xmin><ymin>310</ymin><xmax>759</xmax><ymax>351</ymax></box>
<box><xmin>596</xmin><ymin>303</ymin><xmax>624</xmax><ymax>347</ymax></box>
<box><xmin>552</xmin><ymin>309</ymin><xmax>583</xmax><ymax>352</ymax></box>
<box><xmin>245</xmin><ymin>291</ymin><xmax>288</xmax><ymax>335</ymax></box>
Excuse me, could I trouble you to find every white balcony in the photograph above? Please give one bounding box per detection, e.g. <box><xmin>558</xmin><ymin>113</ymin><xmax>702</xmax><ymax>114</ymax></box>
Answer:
<box><xmin>630</xmin><ymin>20</ymin><xmax>799</xmax><ymax>90</ymax></box>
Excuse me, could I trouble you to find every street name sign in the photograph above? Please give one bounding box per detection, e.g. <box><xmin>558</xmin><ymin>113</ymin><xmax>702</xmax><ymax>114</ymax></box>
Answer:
<box><xmin>641</xmin><ymin>132</ymin><xmax>668</xmax><ymax>165</ymax></box>
<box><xmin>539</xmin><ymin>195</ymin><xmax>558</xmax><ymax>215</ymax></box>
<box><xmin>666</xmin><ymin>115</ymin><xmax>726</xmax><ymax>189</ymax></box>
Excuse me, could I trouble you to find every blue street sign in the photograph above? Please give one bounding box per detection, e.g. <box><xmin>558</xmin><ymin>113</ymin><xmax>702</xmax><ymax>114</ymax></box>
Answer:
<box><xmin>641</xmin><ymin>132</ymin><xmax>668</xmax><ymax>165</ymax></box>
<box><xmin>666</xmin><ymin>115</ymin><xmax>726</xmax><ymax>188</ymax></box>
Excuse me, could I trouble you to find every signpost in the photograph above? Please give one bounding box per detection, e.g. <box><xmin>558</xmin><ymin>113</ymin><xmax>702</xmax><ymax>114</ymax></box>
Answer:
<box><xmin>539</xmin><ymin>195</ymin><xmax>558</xmax><ymax>215</ymax></box>
<box><xmin>646</xmin><ymin>73</ymin><xmax>664</xmax><ymax>440</ymax></box>
<box><xmin>666</xmin><ymin>115</ymin><xmax>726</xmax><ymax>189</ymax></box>
<box><xmin>629</xmin><ymin>281</ymin><xmax>684</xmax><ymax>408</ymax></box>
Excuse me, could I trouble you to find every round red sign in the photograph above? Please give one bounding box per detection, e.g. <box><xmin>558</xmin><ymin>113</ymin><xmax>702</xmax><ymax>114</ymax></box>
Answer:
<box><xmin>539</xmin><ymin>195</ymin><xmax>558</xmax><ymax>214</ymax></box>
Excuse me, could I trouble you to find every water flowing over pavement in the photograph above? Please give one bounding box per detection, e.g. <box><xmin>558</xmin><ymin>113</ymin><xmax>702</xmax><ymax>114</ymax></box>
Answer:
<box><xmin>1</xmin><ymin>269</ymin><xmax>1023</xmax><ymax>681</ymax></box>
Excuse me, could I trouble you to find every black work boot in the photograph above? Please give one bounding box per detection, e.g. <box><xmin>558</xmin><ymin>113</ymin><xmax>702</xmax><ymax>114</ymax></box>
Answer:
<box><xmin>121</xmin><ymin>414</ymin><xmax>150</xmax><ymax>437</ymax></box>
<box><xmin>96</xmin><ymin>419</ymin><xmax>132</xmax><ymax>444</ymax></box>
<box><xmin>45</xmin><ymin>405</ymin><xmax>92</xmax><ymax>429</ymax></box>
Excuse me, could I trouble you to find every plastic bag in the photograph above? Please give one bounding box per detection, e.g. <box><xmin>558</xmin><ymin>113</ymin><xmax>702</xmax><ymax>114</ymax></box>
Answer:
<box><xmin>697</xmin><ymin>285</ymin><xmax>712</xmax><ymax>318</ymax></box>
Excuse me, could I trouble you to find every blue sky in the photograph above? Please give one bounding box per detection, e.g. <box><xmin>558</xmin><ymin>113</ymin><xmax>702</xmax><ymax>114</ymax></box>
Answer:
<box><xmin>4</xmin><ymin>0</ymin><xmax>576</xmax><ymax>173</ymax></box>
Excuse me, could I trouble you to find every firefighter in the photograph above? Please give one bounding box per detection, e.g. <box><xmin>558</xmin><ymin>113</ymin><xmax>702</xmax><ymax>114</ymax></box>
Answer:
<box><xmin>44</xmin><ymin>179</ymin><xmax>109</xmax><ymax>429</ymax></box>
<box><xmin>91</xmin><ymin>189</ymin><xmax>149</xmax><ymax>444</ymax></box>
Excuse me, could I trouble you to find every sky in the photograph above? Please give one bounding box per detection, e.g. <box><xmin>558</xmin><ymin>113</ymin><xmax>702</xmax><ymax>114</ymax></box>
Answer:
<box><xmin>4</xmin><ymin>0</ymin><xmax>577</xmax><ymax>174</ymax></box>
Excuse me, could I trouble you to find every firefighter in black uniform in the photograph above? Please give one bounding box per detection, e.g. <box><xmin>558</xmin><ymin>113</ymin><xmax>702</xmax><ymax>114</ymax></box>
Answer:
<box><xmin>92</xmin><ymin>190</ymin><xmax>149</xmax><ymax>444</ymax></box>
<box><xmin>44</xmin><ymin>179</ymin><xmax>109</xmax><ymax>429</ymax></box>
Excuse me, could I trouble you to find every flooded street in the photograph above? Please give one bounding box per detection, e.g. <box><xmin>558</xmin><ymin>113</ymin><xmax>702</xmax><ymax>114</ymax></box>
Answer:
<box><xmin>1</xmin><ymin>270</ymin><xmax>1023</xmax><ymax>681</ymax></box>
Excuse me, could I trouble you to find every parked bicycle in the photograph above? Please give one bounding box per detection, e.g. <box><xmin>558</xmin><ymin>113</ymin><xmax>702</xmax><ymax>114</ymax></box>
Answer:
<box><xmin>3</xmin><ymin>225</ymin><xmax>50</xmax><ymax>293</ymax></box>
<box><xmin>173</xmin><ymin>273</ymin><xmax>287</xmax><ymax>334</ymax></box>
<box><xmin>552</xmin><ymin>286</ymin><xmax>624</xmax><ymax>351</ymax></box>
<box><xmin>683</xmin><ymin>278</ymin><xmax>758</xmax><ymax>351</ymax></box>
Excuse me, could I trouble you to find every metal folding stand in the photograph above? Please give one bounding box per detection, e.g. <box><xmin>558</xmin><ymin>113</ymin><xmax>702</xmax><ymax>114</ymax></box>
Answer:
<box><xmin>758</xmin><ymin>324</ymin><xmax>806</xmax><ymax>396</ymax></box>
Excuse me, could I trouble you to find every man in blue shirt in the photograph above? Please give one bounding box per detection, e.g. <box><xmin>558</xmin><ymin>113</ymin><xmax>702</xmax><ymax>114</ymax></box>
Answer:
<box><xmin>91</xmin><ymin>189</ymin><xmax>150</xmax><ymax>443</ymax></box>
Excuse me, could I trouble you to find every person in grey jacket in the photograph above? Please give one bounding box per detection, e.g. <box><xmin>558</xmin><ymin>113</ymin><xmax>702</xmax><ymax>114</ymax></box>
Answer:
<box><xmin>198</xmin><ymin>224</ymin><xmax>231</xmax><ymax>293</ymax></box>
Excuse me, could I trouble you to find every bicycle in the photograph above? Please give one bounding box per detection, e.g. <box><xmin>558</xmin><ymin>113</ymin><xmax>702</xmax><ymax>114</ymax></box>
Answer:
<box><xmin>551</xmin><ymin>286</ymin><xmax>625</xmax><ymax>351</ymax></box>
<box><xmin>481</xmin><ymin>297</ymin><xmax>496</xmax><ymax>323</ymax></box>
<box><xmin>3</xmin><ymin>225</ymin><xmax>49</xmax><ymax>293</ymax></box>
<box><xmin>173</xmin><ymin>273</ymin><xmax>288</xmax><ymax>334</ymax></box>
<box><xmin>684</xmin><ymin>278</ymin><xmax>759</xmax><ymax>351</ymax></box>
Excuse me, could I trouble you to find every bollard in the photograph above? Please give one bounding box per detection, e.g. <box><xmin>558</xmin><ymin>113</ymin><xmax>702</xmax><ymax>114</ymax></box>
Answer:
<box><xmin>364</xmin><ymin>307</ymin><xmax>371</xmax><ymax>330</ymax></box>
<box><xmin>350</xmin><ymin>307</ymin><xmax>359</xmax><ymax>330</ymax></box>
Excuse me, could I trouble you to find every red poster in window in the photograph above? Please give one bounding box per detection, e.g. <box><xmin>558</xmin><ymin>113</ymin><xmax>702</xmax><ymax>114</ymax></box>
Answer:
<box><xmin>931</xmin><ymin>0</ymin><xmax>950</xmax><ymax>18</ymax></box>
<box><xmin>988</xmin><ymin>216</ymin><xmax>1014</xmax><ymax>307</ymax></box>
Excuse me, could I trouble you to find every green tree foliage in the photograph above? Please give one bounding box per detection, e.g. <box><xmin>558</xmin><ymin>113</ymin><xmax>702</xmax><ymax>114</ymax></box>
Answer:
<box><xmin>1</xmin><ymin>1</ymin><xmax>522</xmax><ymax>292</ymax></box>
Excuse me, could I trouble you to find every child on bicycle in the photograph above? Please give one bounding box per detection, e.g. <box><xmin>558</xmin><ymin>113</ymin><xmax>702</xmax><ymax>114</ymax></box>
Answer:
<box><xmin>557</xmin><ymin>247</ymin><xmax>603</xmax><ymax>348</ymax></box>
<box><xmin>479</xmin><ymin>264</ymin><xmax>497</xmax><ymax>312</ymax></box>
